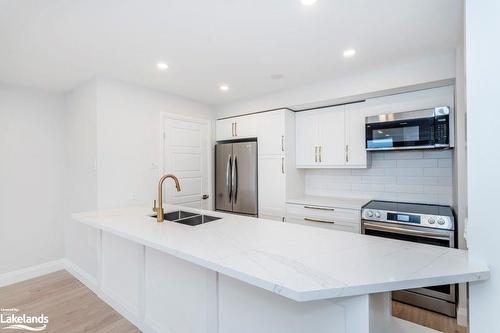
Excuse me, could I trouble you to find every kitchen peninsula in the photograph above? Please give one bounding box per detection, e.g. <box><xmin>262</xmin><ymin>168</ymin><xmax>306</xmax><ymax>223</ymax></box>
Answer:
<box><xmin>71</xmin><ymin>206</ymin><xmax>489</xmax><ymax>333</ymax></box>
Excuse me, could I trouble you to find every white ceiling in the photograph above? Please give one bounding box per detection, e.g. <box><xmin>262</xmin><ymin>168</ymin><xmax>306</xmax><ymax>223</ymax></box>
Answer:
<box><xmin>0</xmin><ymin>0</ymin><xmax>461</xmax><ymax>105</ymax></box>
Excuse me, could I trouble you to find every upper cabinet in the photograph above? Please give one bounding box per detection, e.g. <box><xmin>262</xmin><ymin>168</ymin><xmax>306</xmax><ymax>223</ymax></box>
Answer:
<box><xmin>296</xmin><ymin>104</ymin><xmax>368</xmax><ymax>168</ymax></box>
<box><xmin>215</xmin><ymin>114</ymin><xmax>257</xmax><ymax>141</ymax></box>
<box><xmin>257</xmin><ymin>110</ymin><xmax>286</xmax><ymax>155</ymax></box>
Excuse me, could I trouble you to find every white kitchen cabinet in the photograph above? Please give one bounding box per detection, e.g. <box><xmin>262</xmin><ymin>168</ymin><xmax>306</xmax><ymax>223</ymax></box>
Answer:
<box><xmin>295</xmin><ymin>111</ymin><xmax>318</xmax><ymax>166</ymax></box>
<box><xmin>285</xmin><ymin>203</ymin><xmax>361</xmax><ymax>233</ymax></box>
<box><xmin>258</xmin><ymin>155</ymin><xmax>286</xmax><ymax>218</ymax></box>
<box><xmin>256</xmin><ymin>110</ymin><xmax>286</xmax><ymax>155</ymax></box>
<box><xmin>216</xmin><ymin>118</ymin><xmax>236</xmax><ymax>141</ymax></box>
<box><xmin>318</xmin><ymin>108</ymin><xmax>346</xmax><ymax>166</ymax></box>
<box><xmin>344</xmin><ymin>103</ymin><xmax>368</xmax><ymax>167</ymax></box>
<box><xmin>295</xmin><ymin>103</ymin><xmax>368</xmax><ymax>168</ymax></box>
<box><xmin>215</xmin><ymin>114</ymin><xmax>258</xmax><ymax>141</ymax></box>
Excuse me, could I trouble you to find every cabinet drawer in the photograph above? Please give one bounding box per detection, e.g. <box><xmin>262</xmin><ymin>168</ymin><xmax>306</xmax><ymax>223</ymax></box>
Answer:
<box><xmin>286</xmin><ymin>203</ymin><xmax>336</xmax><ymax>220</ymax></box>
<box><xmin>286</xmin><ymin>216</ymin><xmax>359</xmax><ymax>233</ymax></box>
<box><xmin>285</xmin><ymin>203</ymin><xmax>361</xmax><ymax>233</ymax></box>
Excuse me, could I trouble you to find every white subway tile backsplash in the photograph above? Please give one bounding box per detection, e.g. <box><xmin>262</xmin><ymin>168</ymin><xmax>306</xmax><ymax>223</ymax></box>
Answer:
<box><xmin>351</xmin><ymin>183</ymin><xmax>386</xmax><ymax>192</ymax></box>
<box><xmin>304</xmin><ymin>151</ymin><xmax>453</xmax><ymax>205</ymax></box>
<box><xmin>384</xmin><ymin>151</ymin><xmax>423</xmax><ymax>160</ymax></box>
<box><xmin>362</xmin><ymin>176</ymin><xmax>397</xmax><ymax>184</ymax></box>
<box><xmin>397</xmin><ymin>176</ymin><xmax>438</xmax><ymax>185</ymax></box>
<box><xmin>389</xmin><ymin>168</ymin><xmax>424</xmax><ymax>176</ymax></box>
<box><xmin>396</xmin><ymin>159</ymin><xmax>438</xmax><ymax>168</ymax></box>
<box><xmin>423</xmin><ymin>150</ymin><xmax>453</xmax><ymax>159</ymax></box>
<box><xmin>424</xmin><ymin>168</ymin><xmax>452</xmax><ymax>176</ymax></box>
<box><xmin>438</xmin><ymin>159</ymin><xmax>453</xmax><ymax>168</ymax></box>
<box><xmin>372</xmin><ymin>159</ymin><xmax>397</xmax><ymax>168</ymax></box>
<box><xmin>385</xmin><ymin>184</ymin><xmax>424</xmax><ymax>193</ymax></box>
<box><xmin>424</xmin><ymin>185</ymin><xmax>452</xmax><ymax>195</ymax></box>
<box><xmin>352</xmin><ymin>168</ymin><xmax>386</xmax><ymax>176</ymax></box>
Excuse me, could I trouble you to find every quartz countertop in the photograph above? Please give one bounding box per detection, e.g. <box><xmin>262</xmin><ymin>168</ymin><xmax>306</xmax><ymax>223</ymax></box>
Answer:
<box><xmin>286</xmin><ymin>195</ymin><xmax>370</xmax><ymax>210</ymax></box>
<box><xmin>72</xmin><ymin>205</ymin><xmax>489</xmax><ymax>302</ymax></box>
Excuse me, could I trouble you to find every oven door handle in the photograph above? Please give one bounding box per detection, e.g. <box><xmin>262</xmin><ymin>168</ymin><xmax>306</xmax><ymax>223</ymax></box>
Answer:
<box><xmin>363</xmin><ymin>222</ymin><xmax>451</xmax><ymax>240</ymax></box>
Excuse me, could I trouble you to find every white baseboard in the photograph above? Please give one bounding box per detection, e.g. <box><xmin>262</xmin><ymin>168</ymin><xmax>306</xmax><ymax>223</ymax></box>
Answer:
<box><xmin>0</xmin><ymin>259</ymin><xmax>66</xmax><ymax>288</ymax></box>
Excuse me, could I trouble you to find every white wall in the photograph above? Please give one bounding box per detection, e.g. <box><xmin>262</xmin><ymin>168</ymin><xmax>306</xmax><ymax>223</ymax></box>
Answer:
<box><xmin>64</xmin><ymin>80</ymin><xmax>99</xmax><ymax>279</ymax></box>
<box><xmin>95</xmin><ymin>79</ymin><xmax>214</xmax><ymax>209</ymax></box>
<box><xmin>465</xmin><ymin>1</ymin><xmax>500</xmax><ymax>332</ymax></box>
<box><xmin>0</xmin><ymin>85</ymin><xmax>65</xmax><ymax>274</ymax></box>
<box><xmin>216</xmin><ymin>53</ymin><xmax>455</xmax><ymax>118</ymax></box>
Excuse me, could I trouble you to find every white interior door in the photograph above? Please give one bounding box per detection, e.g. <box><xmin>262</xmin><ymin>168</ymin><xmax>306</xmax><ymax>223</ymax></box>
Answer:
<box><xmin>163</xmin><ymin>114</ymin><xmax>211</xmax><ymax>209</ymax></box>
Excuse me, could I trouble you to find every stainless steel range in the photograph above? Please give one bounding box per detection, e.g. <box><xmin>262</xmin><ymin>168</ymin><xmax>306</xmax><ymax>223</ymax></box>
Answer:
<box><xmin>361</xmin><ymin>200</ymin><xmax>457</xmax><ymax>317</ymax></box>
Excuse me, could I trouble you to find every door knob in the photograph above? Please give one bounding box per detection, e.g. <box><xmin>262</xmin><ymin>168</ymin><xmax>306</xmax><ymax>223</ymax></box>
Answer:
<box><xmin>202</xmin><ymin>194</ymin><xmax>209</xmax><ymax>200</ymax></box>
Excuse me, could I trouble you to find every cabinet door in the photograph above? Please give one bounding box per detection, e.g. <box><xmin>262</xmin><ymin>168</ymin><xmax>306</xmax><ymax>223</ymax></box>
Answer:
<box><xmin>317</xmin><ymin>106</ymin><xmax>345</xmax><ymax>166</ymax></box>
<box><xmin>344</xmin><ymin>104</ymin><xmax>368</xmax><ymax>167</ymax></box>
<box><xmin>256</xmin><ymin>110</ymin><xmax>285</xmax><ymax>156</ymax></box>
<box><xmin>258</xmin><ymin>155</ymin><xmax>286</xmax><ymax>219</ymax></box>
<box><xmin>216</xmin><ymin>118</ymin><xmax>235</xmax><ymax>141</ymax></box>
<box><xmin>295</xmin><ymin>111</ymin><xmax>318</xmax><ymax>167</ymax></box>
<box><xmin>234</xmin><ymin>114</ymin><xmax>257</xmax><ymax>139</ymax></box>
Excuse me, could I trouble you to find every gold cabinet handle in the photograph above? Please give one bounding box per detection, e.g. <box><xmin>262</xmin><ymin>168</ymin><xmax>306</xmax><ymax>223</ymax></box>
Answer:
<box><xmin>304</xmin><ymin>217</ymin><xmax>335</xmax><ymax>224</ymax></box>
<box><xmin>304</xmin><ymin>205</ymin><xmax>335</xmax><ymax>211</ymax></box>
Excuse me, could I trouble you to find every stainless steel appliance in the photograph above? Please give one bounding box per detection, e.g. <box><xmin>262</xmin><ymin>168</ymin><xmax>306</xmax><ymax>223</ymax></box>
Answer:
<box><xmin>215</xmin><ymin>140</ymin><xmax>258</xmax><ymax>216</ymax></box>
<box><xmin>365</xmin><ymin>106</ymin><xmax>452</xmax><ymax>151</ymax></box>
<box><xmin>361</xmin><ymin>200</ymin><xmax>457</xmax><ymax>317</ymax></box>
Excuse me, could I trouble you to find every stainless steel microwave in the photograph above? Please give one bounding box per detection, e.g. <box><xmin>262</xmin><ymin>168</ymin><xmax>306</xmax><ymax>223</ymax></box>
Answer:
<box><xmin>365</xmin><ymin>106</ymin><xmax>453</xmax><ymax>151</ymax></box>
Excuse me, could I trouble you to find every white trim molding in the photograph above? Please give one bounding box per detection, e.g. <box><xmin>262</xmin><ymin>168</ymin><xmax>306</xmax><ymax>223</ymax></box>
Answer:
<box><xmin>0</xmin><ymin>259</ymin><xmax>66</xmax><ymax>288</ymax></box>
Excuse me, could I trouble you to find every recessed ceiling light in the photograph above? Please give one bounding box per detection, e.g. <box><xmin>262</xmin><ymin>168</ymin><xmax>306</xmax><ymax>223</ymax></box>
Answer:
<box><xmin>301</xmin><ymin>0</ymin><xmax>317</xmax><ymax>5</ymax></box>
<box><xmin>343</xmin><ymin>49</ymin><xmax>356</xmax><ymax>58</ymax></box>
<box><xmin>156</xmin><ymin>62</ymin><xmax>168</xmax><ymax>71</ymax></box>
<box><xmin>220</xmin><ymin>84</ymin><xmax>229</xmax><ymax>91</ymax></box>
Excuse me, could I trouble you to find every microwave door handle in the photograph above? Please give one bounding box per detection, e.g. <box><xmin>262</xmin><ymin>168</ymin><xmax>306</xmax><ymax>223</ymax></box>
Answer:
<box><xmin>363</xmin><ymin>222</ymin><xmax>451</xmax><ymax>240</ymax></box>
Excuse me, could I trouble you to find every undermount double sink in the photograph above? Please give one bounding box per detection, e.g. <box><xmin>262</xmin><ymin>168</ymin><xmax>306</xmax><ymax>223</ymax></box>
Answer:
<box><xmin>150</xmin><ymin>210</ymin><xmax>221</xmax><ymax>226</ymax></box>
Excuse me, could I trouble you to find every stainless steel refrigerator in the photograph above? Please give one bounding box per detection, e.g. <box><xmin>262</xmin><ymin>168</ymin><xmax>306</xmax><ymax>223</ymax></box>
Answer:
<box><xmin>215</xmin><ymin>141</ymin><xmax>258</xmax><ymax>216</ymax></box>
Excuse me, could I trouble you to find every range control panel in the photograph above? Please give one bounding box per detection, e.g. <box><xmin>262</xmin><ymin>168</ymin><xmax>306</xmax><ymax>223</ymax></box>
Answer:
<box><xmin>362</xmin><ymin>209</ymin><xmax>454</xmax><ymax>230</ymax></box>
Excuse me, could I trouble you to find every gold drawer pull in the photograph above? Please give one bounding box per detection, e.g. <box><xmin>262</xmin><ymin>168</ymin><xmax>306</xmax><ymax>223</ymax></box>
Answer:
<box><xmin>304</xmin><ymin>217</ymin><xmax>335</xmax><ymax>224</ymax></box>
<box><xmin>303</xmin><ymin>205</ymin><xmax>335</xmax><ymax>211</ymax></box>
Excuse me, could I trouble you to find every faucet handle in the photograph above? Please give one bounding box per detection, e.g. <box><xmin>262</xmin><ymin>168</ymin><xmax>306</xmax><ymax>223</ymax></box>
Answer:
<box><xmin>152</xmin><ymin>199</ymin><xmax>157</xmax><ymax>212</ymax></box>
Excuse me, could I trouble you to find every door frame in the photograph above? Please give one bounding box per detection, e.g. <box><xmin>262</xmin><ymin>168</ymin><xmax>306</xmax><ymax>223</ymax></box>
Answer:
<box><xmin>160</xmin><ymin>112</ymin><xmax>214</xmax><ymax>210</ymax></box>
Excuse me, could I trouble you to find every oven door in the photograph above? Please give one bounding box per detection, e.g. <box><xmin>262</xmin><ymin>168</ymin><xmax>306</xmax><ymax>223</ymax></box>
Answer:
<box><xmin>362</xmin><ymin>221</ymin><xmax>456</xmax><ymax>303</ymax></box>
<box><xmin>365</xmin><ymin>116</ymin><xmax>435</xmax><ymax>150</ymax></box>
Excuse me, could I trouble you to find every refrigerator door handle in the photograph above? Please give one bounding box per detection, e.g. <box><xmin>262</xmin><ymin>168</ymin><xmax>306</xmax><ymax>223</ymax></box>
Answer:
<box><xmin>226</xmin><ymin>154</ymin><xmax>232</xmax><ymax>202</ymax></box>
<box><xmin>232</xmin><ymin>155</ymin><xmax>238</xmax><ymax>203</ymax></box>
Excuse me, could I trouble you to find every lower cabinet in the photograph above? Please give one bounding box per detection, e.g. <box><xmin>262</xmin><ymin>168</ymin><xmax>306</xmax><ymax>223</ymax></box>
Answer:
<box><xmin>285</xmin><ymin>203</ymin><xmax>361</xmax><ymax>233</ymax></box>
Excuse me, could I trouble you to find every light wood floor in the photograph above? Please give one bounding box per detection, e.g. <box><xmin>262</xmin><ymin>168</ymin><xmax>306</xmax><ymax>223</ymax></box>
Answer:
<box><xmin>1</xmin><ymin>270</ymin><xmax>467</xmax><ymax>333</ymax></box>
<box><xmin>393</xmin><ymin>301</ymin><xmax>467</xmax><ymax>333</ymax></box>
<box><xmin>0</xmin><ymin>270</ymin><xmax>139</xmax><ymax>333</ymax></box>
